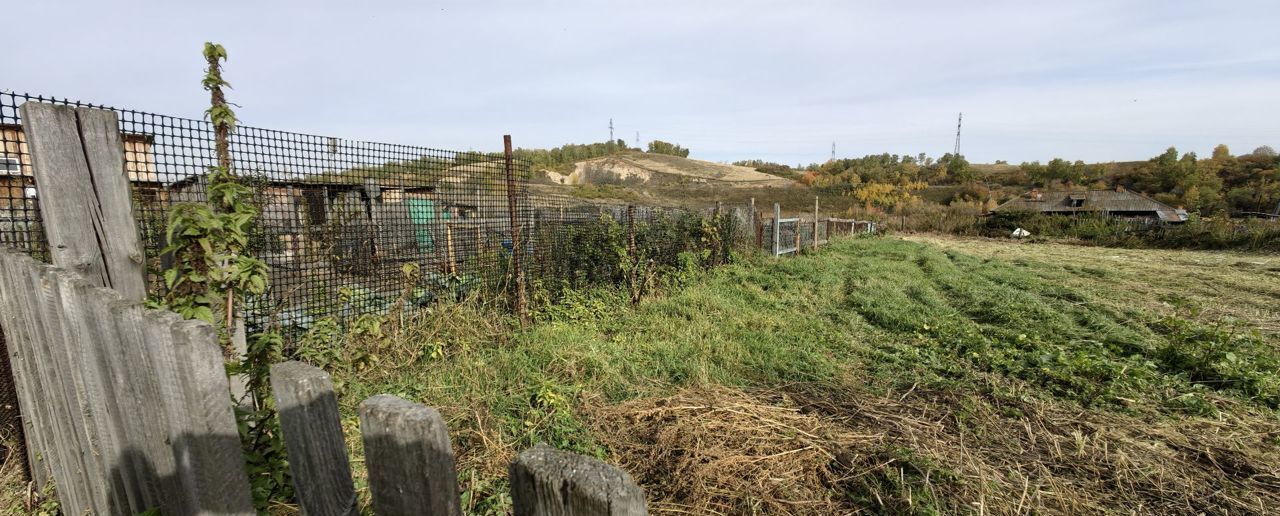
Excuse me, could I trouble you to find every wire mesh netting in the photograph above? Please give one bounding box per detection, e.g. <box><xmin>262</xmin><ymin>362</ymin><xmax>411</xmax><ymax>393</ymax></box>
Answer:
<box><xmin>0</xmin><ymin>90</ymin><xmax>761</xmax><ymax>335</ymax></box>
<box><xmin>761</xmin><ymin>216</ymin><xmax>834</xmax><ymax>255</ymax></box>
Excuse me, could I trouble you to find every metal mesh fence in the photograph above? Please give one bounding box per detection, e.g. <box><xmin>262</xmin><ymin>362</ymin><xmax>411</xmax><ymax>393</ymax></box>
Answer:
<box><xmin>0</xmin><ymin>91</ymin><xmax>764</xmax><ymax>335</ymax></box>
<box><xmin>761</xmin><ymin>216</ymin><xmax>837</xmax><ymax>255</ymax></box>
<box><xmin>1</xmin><ymin>91</ymin><xmax>550</xmax><ymax>327</ymax></box>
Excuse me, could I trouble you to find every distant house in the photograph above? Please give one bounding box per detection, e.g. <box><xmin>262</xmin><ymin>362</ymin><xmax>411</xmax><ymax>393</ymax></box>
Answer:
<box><xmin>1</xmin><ymin>124</ymin><xmax>162</xmax><ymax>208</ymax></box>
<box><xmin>0</xmin><ymin>124</ymin><xmax>34</xmax><ymax>211</ymax></box>
<box><xmin>994</xmin><ymin>188</ymin><xmax>1189</xmax><ymax>223</ymax></box>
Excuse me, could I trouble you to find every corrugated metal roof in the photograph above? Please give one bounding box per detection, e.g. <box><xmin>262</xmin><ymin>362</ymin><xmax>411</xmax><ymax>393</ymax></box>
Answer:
<box><xmin>994</xmin><ymin>190</ymin><xmax>1187</xmax><ymax>222</ymax></box>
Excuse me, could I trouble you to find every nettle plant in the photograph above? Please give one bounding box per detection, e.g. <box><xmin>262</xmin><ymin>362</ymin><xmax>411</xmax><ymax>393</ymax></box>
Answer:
<box><xmin>163</xmin><ymin>43</ymin><xmax>268</xmax><ymax>339</ymax></box>
<box><xmin>158</xmin><ymin>42</ymin><xmax>292</xmax><ymax>509</ymax></box>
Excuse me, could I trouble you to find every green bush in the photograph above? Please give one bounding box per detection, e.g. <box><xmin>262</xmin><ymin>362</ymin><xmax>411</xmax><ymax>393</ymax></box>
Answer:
<box><xmin>981</xmin><ymin>210</ymin><xmax>1280</xmax><ymax>252</ymax></box>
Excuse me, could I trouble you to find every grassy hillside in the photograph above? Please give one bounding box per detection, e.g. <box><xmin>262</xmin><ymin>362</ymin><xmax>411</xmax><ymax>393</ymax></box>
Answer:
<box><xmin>288</xmin><ymin>237</ymin><xmax>1277</xmax><ymax>514</ymax></box>
<box><xmin>529</xmin><ymin>151</ymin><xmax>848</xmax><ymax>215</ymax></box>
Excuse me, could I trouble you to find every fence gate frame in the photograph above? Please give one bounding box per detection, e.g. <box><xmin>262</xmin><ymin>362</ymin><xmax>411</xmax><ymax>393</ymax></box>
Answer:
<box><xmin>772</xmin><ymin>202</ymin><xmax>800</xmax><ymax>256</ymax></box>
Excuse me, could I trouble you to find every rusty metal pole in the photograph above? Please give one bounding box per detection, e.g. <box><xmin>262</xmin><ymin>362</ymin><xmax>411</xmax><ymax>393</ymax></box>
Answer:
<box><xmin>503</xmin><ymin>135</ymin><xmax>527</xmax><ymax>323</ymax></box>
<box><xmin>626</xmin><ymin>204</ymin><xmax>638</xmax><ymax>305</ymax></box>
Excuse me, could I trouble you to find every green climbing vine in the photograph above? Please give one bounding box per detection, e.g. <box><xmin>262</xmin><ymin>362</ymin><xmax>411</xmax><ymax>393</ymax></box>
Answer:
<box><xmin>158</xmin><ymin>42</ymin><xmax>292</xmax><ymax>510</ymax></box>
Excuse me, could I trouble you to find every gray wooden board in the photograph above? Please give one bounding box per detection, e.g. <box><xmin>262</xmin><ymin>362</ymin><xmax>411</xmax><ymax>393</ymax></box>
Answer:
<box><xmin>372</xmin><ymin>202</ymin><xmax>417</xmax><ymax>259</ymax></box>
<box><xmin>111</xmin><ymin>300</ymin><xmax>179</xmax><ymax>512</ymax></box>
<box><xmin>169</xmin><ymin>320</ymin><xmax>255</xmax><ymax>514</ymax></box>
<box><xmin>509</xmin><ymin>443</ymin><xmax>647</xmax><ymax>516</ymax></box>
<box><xmin>30</xmin><ymin>263</ymin><xmax>99</xmax><ymax>511</ymax></box>
<box><xmin>0</xmin><ymin>251</ymin><xmax>53</xmax><ymax>486</ymax></box>
<box><xmin>358</xmin><ymin>394</ymin><xmax>462</xmax><ymax>516</ymax></box>
<box><xmin>73</xmin><ymin>107</ymin><xmax>147</xmax><ymax>301</ymax></box>
<box><xmin>51</xmin><ymin>272</ymin><xmax>124</xmax><ymax>512</ymax></box>
<box><xmin>271</xmin><ymin>361</ymin><xmax>357</xmax><ymax>516</ymax></box>
<box><xmin>18</xmin><ymin>103</ymin><xmax>146</xmax><ymax>301</ymax></box>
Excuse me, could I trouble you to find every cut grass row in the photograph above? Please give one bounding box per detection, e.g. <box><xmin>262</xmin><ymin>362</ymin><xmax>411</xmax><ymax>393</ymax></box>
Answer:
<box><xmin>313</xmin><ymin>236</ymin><xmax>1279</xmax><ymax>514</ymax></box>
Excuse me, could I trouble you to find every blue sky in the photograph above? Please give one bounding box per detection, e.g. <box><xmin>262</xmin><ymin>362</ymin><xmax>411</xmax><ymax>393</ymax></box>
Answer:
<box><xmin>5</xmin><ymin>0</ymin><xmax>1279</xmax><ymax>165</ymax></box>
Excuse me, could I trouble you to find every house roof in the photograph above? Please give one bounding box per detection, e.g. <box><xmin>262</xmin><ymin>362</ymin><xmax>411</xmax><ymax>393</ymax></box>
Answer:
<box><xmin>994</xmin><ymin>189</ymin><xmax>1188</xmax><ymax>222</ymax></box>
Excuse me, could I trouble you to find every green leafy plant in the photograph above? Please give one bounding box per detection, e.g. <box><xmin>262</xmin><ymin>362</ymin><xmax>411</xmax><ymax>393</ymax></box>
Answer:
<box><xmin>156</xmin><ymin>42</ymin><xmax>293</xmax><ymax>510</ymax></box>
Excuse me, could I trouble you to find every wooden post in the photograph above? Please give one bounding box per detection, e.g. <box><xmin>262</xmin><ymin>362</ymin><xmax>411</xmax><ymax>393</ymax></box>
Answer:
<box><xmin>772</xmin><ymin>203</ymin><xmax>781</xmax><ymax>256</ymax></box>
<box><xmin>18</xmin><ymin>103</ymin><xmax>145</xmax><ymax>300</ymax></box>
<box><xmin>165</xmin><ymin>319</ymin><xmax>257</xmax><ymax>514</ymax></box>
<box><xmin>510</xmin><ymin>443</ymin><xmax>646</xmax><ymax>516</ymax></box>
<box><xmin>445</xmin><ymin>223</ymin><xmax>457</xmax><ymax>275</ymax></box>
<box><xmin>359</xmin><ymin>395</ymin><xmax>463</xmax><ymax>516</ymax></box>
<box><xmin>813</xmin><ymin>196</ymin><xmax>820</xmax><ymax>250</ymax></box>
<box><xmin>503</xmin><ymin>135</ymin><xmax>527</xmax><ymax>323</ymax></box>
<box><xmin>270</xmin><ymin>362</ymin><xmax>357</xmax><ymax>516</ymax></box>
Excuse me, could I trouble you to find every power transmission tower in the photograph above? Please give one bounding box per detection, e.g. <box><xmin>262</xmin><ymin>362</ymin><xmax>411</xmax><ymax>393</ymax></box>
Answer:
<box><xmin>953</xmin><ymin>112</ymin><xmax>963</xmax><ymax>156</ymax></box>
<box><xmin>609</xmin><ymin>118</ymin><xmax>614</xmax><ymax>142</ymax></box>
<box><xmin>635</xmin><ymin>131</ymin><xmax>640</xmax><ymax>148</ymax></box>
<box><xmin>831</xmin><ymin>141</ymin><xmax>836</xmax><ymax>161</ymax></box>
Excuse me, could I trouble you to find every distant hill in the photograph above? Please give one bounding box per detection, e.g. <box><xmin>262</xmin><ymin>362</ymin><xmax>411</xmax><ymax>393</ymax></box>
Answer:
<box><xmin>528</xmin><ymin>151</ymin><xmax>870</xmax><ymax>216</ymax></box>
<box><xmin>537</xmin><ymin>151</ymin><xmax>794</xmax><ymax>189</ymax></box>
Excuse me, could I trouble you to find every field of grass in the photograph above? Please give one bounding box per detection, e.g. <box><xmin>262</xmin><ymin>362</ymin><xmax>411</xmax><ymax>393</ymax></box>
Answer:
<box><xmin>306</xmin><ymin>236</ymin><xmax>1278</xmax><ymax>514</ymax></box>
<box><xmin>5</xmin><ymin>236</ymin><xmax>1278</xmax><ymax>514</ymax></box>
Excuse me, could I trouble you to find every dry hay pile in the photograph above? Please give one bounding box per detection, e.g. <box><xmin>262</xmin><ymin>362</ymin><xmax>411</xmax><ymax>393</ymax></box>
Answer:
<box><xmin>589</xmin><ymin>386</ymin><xmax>868</xmax><ymax>514</ymax></box>
<box><xmin>590</xmin><ymin>382</ymin><xmax>1280</xmax><ymax>515</ymax></box>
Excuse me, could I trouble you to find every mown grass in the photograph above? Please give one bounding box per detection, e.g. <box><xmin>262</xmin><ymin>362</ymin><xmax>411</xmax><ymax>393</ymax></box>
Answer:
<box><xmin>315</xmin><ymin>236</ymin><xmax>1280</xmax><ymax>514</ymax></box>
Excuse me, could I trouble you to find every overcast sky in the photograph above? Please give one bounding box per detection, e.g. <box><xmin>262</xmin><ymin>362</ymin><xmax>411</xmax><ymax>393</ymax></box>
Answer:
<box><xmin>5</xmin><ymin>1</ymin><xmax>1278</xmax><ymax>165</ymax></box>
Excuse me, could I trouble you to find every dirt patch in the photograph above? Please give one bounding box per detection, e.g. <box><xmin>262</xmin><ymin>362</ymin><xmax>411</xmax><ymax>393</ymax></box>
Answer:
<box><xmin>589</xmin><ymin>382</ymin><xmax>1280</xmax><ymax>515</ymax></box>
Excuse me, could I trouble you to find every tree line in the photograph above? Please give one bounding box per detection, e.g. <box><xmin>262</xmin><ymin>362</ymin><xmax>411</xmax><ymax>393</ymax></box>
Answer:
<box><xmin>1002</xmin><ymin>145</ymin><xmax>1279</xmax><ymax>216</ymax></box>
<box><xmin>512</xmin><ymin>139</ymin><xmax>693</xmax><ymax>172</ymax></box>
<box><xmin>735</xmin><ymin>144</ymin><xmax>1280</xmax><ymax>216</ymax></box>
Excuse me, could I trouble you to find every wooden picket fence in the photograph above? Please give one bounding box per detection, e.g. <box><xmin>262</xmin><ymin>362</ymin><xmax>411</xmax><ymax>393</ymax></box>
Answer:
<box><xmin>0</xmin><ymin>246</ymin><xmax>646</xmax><ymax>515</ymax></box>
<box><xmin>0</xmin><ymin>102</ymin><xmax>646</xmax><ymax>515</ymax></box>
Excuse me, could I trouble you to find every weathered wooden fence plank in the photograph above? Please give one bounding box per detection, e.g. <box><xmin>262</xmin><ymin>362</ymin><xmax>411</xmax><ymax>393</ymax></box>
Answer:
<box><xmin>83</xmin><ymin>286</ymin><xmax>164</xmax><ymax>511</ymax></box>
<box><xmin>271</xmin><ymin>361</ymin><xmax>357</xmax><ymax>516</ymax></box>
<box><xmin>18</xmin><ymin>103</ymin><xmax>145</xmax><ymax>301</ymax></box>
<box><xmin>74</xmin><ymin>107</ymin><xmax>147</xmax><ymax>300</ymax></box>
<box><xmin>0</xmin><ymin>251</ymin><xmax>55</xmax><ymax>488</ymax></box>
<box><xmin>359</xmin><ymin>394</ymin><xmax>462</xmax><ymax>516</ymax></box>
<box><xmin>509</xmin><ymin>443</ymin><xmax>647</xmax><ymax>516</ymax></box>
<box><xmin>52</xmin><ymin>272</ymin><xmax>133</xmax><ymax>511</ymax></box>
<box><xmin>112</xmin><ymin>300</ymin><xmax>184</xmax><ymax>514</ymax></box>
<box><xmin>20</xmin><ymin>258</ymin><xmax>98</xmax><ymax>510</ymax></box>
<box><xmin>0</xmin><ymin>248</ymin><xmax>254</xmax><ymax>515</ymax></box>
<box><xmin>168</xmin><ymin>319</ymin><xmax>256</xmax><ymax>514</ymax></box>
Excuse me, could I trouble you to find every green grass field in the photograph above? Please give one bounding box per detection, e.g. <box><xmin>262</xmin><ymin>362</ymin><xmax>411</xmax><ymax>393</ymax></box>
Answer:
<box><xmin>6</xmin><ymin>236</ymin><xmax>1277</xmax><ymax>514</ymax></box>
<box><xmin>309</xmin><ymin>236</ymin><xmax>1279</xmax><ymax>515</ymax></box>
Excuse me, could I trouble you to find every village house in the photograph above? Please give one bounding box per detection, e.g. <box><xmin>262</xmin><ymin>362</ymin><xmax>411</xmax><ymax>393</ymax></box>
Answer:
<box><xmin>994</xmin><ymin>187</ymin><xmax>1189</xmax><ymax>223</ymax></box>
<box><xmin>1</xmin><ymin>124</ymin><xmax>161</xmax><ymax>208</ymax></box>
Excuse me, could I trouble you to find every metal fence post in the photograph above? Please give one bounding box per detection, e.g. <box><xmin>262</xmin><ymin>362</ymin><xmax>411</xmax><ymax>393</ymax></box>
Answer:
<box><xmin>772</xmin><ymin>203</ymin><xmax>781</xmax><ymax>257</ymax></box>
<box><xmin>626</xmin><ymin>205</ymin><xmax>638</xmax><ymax>306</ymax></box>
<box><xmin>503</xmin><ymin>135</ymin><xmax>527</xmax><ymax>323</ymax></box>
